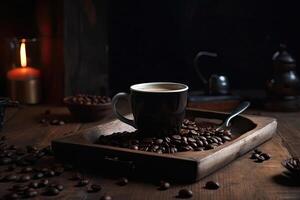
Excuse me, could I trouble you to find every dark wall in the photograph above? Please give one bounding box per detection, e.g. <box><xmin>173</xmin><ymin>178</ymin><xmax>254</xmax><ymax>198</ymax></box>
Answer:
<box><xmin>109</xmin><ymin>0</ymin><xmax>300</xmax><ymax>94</ymax></box>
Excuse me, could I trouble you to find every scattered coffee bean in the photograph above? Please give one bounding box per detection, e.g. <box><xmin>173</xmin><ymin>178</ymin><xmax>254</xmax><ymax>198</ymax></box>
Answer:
<box><xmin>56</xmin><ymin>184</ymin><xmax>64</xmax><ymax>191</ymax></box>
<box><xmin>205</xmin><ymin>181</ymin><xmax>220</xmax><ymax>190</ymax></box>
<box><xmin>261</xmin><ymin>153</ymin><xmax>271</xmax><ymax>160</ymax></box>
<box><xmin>77</xmin><ymin>179</ymin><xmax>89</xmax><ymax>186</ymax></box>
<box><xmin>54</xmin><ymin>167</ymin><xmax>64</xmax><ymax>175</ymax></box>
<box><xmin>6</xmin><ymin>193</ymin><xmax>20</xmax><ymax>200</ymax></box>
<box><xmin>178</xmin><ymin>188</ymin><xmax>193</xmax><ymax>198</ymax></box>
<box><xmin>70</xmin><ymin>172</ymin><xmax>82</xmax><ymax>180</ymax></box>
<box><xmin>117</xmin><ymin>177</ymin><xmax>128</xmax><ymax>186</ymax></box>
<box><xmin>88</xmin><ymin>184</ymin><xmax>102</xmax><ymax>193</ymax></box>
<box><xmin>159</xmin><ymin>181</ymin><xmax>170</xmax><ymax>190</ymax></box>
<box><xmin>250</xmin><ymin>149</ymin><xmax>271</xmax><ymax>163</ymax></box>
<box><xmin>100</xmin><ymin>195</ymin><xmax>112</xmax><ymax>200</ymax></box>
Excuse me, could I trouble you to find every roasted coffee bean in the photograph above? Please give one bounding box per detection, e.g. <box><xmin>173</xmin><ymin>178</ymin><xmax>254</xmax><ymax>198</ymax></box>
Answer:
<box><xmin>50</xmin><ymin>119</ymin><xmax>59</xmax><ymax>125</ymax></box>
<box><xmin>19</xmin><ymin>175</ymin><xmax>31</xmax><ymax>182</ymax></box>
<box><xmin>88</xmin><ymin>184</ymin><xmax>102</xmax><ymax>193</ymax></box>
<box><xmin>70</xmin><ymin>172</ymin><xmax>82</xmax><ymax>180</ymax></box>
<box><xmin>24</xmin><ymin>189</ymin><xmax>38</xmax><ymax>198</ymax></box>
<box><xmin>205</xmin><ymin>181</ymin><xmax>220</xmax><ymax>190</ymax></box>
<box><xmin>46</xmin><ymin>170</ymin><xmax>55</xmax><ymax>177</ymax></box>
<box><xmin>222</xmin><ymin>136</ymin><xmax>231</xmax><ymax>141</ymax></box>
<box><xmin>178</xmin><ymin>188</ymin><xmax>193</xmax><ymax>198</ymax></box>
<box><xmin>159</xmin><ymin>181</ymin><xmax>170</xmax><ymax>190</ymax></box>
<box><xmin>261</xmin><ymin>153</ymin><xmax>271</xmax><ymax>160</ymax></box>
<box><xmin>21</xmin><ymin>167</ymin><xmax>33</xmax><ymax>173</ymax></box>
<box><xmin>155</xmin><ymin>139</ymin><xmax>163</xmax><ymax>144</ymax></box>
<box><xmin>12</xmin><ymin>184</ymin><xmax>29</xmax><ymax>192</ymax></box>
<box><xmin>77</xmin><ymin>179</ymin><xmax>89</xmax><ymax>186</ymax></box>
<box><xmin>55</xmin><ymin>184</ymin><xmax>64</xmax><ymax>191</ymax></box>
<box><xmin>6</xmin><ymin>193</ymin><xmax>20</xmax><ymax>200</ymax></box>
<box><xmin>172</xmin><ymin>135</ymin><xmax>181</xmax><ymax>140</ymax></box>
<box><xmin>29</xmin><ymin>182</ymin><xmax>39</xmax><ymax>189</ymax></box>
<box><xmin>100</xmin><ymin>195</ymin><xmax>112</xmax><ymax>200</ymax></box>
<box><xmin>0</xmin><ymin>157</ymin><xmax>12</xmax><ymax>164</ymax></box>
<box><xmin>33</xmin><ymin>172</ymin><xmax>44</xmax><ymax>179</ymax></box>
<box><xmin>5</xmin><ymin>174</ymin><xmax>19</xmax><ymax>182</ymax></box>
<box><xmin>54</xmin><ymin>167</ymin><xmax>64</xmax><ymax>175</ymax></box>
<box><xmin>130</xmin><ymin>145</ymin><xmax>139</xmax><ymax>150</ymax></box>
<box><xmin>257</xmin><ymin>156</ymin><xmax>265</xmax><ymax>162</ymax></box>
<box><xmin>44</xmin><ymin>187</ymin><xmax>60</xmax><ymax>196</ymax></box>
<box><xmin>117</xmin><ymin>177</ymin><xmax>128</xmax><ymax>186</ymax></box>
<box><xmin>38</xmin><ymin>179</ymin><xmax>49</xmax><ymax>187</ymax></box>
<box><xmin>195</xmin><ymin>147</ymin><xmax>204</xmax><ymax>151</ymax></box>
<box><xmin>26</xmin><ymin>145</ymin><xmax>38</xmax><ymax>153</ymax></box>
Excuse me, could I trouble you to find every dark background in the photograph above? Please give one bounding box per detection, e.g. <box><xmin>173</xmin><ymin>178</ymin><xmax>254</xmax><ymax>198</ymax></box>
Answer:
<box><xmin>1</xmin><ymin>0</ymin><xmax>300</xmax><ymax>101</ymax></box>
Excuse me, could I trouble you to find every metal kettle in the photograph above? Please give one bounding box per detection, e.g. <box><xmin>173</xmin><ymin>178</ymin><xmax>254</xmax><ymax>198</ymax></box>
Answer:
<box><xmin>193</xmin><ymin>51</ymin><xmax>230</xmax><ymax>95</ymax></box>
<box><xmin>267</xmin><ymin>44</ymin><xmax>300</xmax><ymax>98</ymax></box>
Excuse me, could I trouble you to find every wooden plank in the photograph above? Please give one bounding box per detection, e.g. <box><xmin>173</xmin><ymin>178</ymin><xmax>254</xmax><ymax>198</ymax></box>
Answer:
<box><xmin>0</xmin><ymin>106</ymin><xmax>81</xmax><ymax>148</ymax></box>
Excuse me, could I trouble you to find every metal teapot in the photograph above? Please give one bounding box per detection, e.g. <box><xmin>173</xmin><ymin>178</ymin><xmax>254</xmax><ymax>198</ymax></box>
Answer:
<box><xmin>193</xmin><ymin>51</ymin><xmax>230</xmax><ymax>95</ymax></box>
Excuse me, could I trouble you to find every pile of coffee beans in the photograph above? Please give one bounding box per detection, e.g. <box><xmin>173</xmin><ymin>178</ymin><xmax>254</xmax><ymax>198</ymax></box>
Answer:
<box><xmin>68</xmin><ymin>94</ymin><xmax>111</xmax><ymax>105</ymax></box>
<box><xmin>250</xmin><ymin>149</ymin><xmax>271</xmax><ymax>163</ymax></box>
<box><xmin>97</xmin><ymin>119</ymin><xmax>232</xmax><ymax>153</ymax></box>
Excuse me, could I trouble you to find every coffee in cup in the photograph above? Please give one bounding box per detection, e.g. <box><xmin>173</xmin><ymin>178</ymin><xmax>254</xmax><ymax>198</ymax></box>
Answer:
<box><xmin>112</xmin><ymin>82</ymin><xmax>188</xmax><ymax>137</ymax></box>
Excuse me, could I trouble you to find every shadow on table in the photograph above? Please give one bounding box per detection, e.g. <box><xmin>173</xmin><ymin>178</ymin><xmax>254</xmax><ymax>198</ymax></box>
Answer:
<box><xmin>272</xmin><ymin>171</ymin><xmax>300</xmax><ymax>187</ymax></box>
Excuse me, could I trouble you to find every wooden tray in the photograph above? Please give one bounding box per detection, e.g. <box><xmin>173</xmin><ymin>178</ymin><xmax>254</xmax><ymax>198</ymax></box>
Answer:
<box><xmin>52</xmin><ymin>108</ymin><xmax>277</xmax><ymax>182</ymax></box>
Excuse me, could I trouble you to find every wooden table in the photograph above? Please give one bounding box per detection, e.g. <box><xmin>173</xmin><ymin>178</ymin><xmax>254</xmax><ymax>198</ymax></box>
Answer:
<box><xmin>1</xmin><ymin>105</ymin><xmax>300</xmax><ymax>200</ymax></box>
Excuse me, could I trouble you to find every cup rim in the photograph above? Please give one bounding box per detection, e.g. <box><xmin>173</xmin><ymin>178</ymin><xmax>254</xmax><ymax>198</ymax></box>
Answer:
<box><xmin>130</xmin><ymin>82</ymin><xmax>188</xmax><ymax>93</ymax></box>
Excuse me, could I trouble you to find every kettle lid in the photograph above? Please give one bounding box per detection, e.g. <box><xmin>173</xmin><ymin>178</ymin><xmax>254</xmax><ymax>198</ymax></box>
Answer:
<box><xmin>272</xmin><ymin>44</ymin><xmax>295</xmax><ymax>64</ymax></box>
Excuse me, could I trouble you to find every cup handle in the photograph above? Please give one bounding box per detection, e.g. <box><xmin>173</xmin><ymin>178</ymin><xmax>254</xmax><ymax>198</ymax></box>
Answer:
<box><xmin>112</xmin><ymin>92</ymin><xmax>136</xmax><ymax>128</ymax></box>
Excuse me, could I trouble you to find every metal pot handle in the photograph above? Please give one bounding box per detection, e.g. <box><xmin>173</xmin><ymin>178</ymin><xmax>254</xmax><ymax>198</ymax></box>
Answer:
<box><xmin>193</xmin><ymin>51</ymin><xmax>218</xmax><ymax>85</ymax></box>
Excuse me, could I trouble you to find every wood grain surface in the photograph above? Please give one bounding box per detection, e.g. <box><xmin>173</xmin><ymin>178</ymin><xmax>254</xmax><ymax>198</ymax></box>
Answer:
<box><xmin>0</xmin><ymin>106</ymin><xmax>300</xmax><ymax>200</ymax></box>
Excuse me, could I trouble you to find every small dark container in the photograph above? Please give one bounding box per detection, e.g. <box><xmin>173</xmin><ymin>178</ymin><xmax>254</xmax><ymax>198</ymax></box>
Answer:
<box><xmin>0</xmin><ymin>98</ymin><xmax>9</xmax><ymax>130</ymax></box>
<box><xmin>64</xmin><ymin>97</ymin><xmax>112</xmax><ymax>122</ymax></box>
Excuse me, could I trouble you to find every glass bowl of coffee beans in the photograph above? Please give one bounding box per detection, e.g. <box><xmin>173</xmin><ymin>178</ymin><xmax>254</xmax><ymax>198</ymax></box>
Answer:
<box><xmin>64</xmin><ymin>94</ymin><xmax>112</xmax><ymax>122</ymax></box>
<box><xmin>282</xmin><ymin>157</ymin><xmax>300</xmax><ymax>177</ymax></box>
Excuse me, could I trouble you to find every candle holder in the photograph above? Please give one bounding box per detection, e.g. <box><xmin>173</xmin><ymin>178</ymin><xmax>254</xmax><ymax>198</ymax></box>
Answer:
<box><xmin>6</xmin><ymin>38</ymin><xmax>41</xmax><ymax>104</ymax></box>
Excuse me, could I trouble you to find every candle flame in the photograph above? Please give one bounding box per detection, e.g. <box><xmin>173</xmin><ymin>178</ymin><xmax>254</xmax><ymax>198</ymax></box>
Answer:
<box><xmin>20</xmin><ymin>40</ymin><xmax>27</xmax><ymax>67</ymax></box>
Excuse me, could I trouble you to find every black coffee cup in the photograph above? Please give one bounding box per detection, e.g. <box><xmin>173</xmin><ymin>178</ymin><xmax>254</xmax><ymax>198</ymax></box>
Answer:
<box><xmin>112</xmin><ymin>82</ymin><xmax>188</xmax><ymax>137</ymax></box>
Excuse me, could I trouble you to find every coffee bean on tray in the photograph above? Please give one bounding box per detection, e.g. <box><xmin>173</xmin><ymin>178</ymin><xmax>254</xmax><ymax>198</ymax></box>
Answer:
<box><xmin>205</xmin><ymin>181</ymin><xmax>220</xmax><ymax>190</ymax></box>
<box><xmin>178</xmin><ymin>188</ymin><xmax>193</xmax><ymax>198</ymax></box>
<box><xmin>96</xmin><ymin>119</ymin><xmax>233</xmax><ymax>154</ymax></box>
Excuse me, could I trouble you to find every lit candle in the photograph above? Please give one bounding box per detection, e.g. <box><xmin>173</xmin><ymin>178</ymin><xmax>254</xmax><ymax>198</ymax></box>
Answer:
<box><xmin>6</xmin><ymin>39</ymin><xmax>41</xmax><ymax>104</ymax></box>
